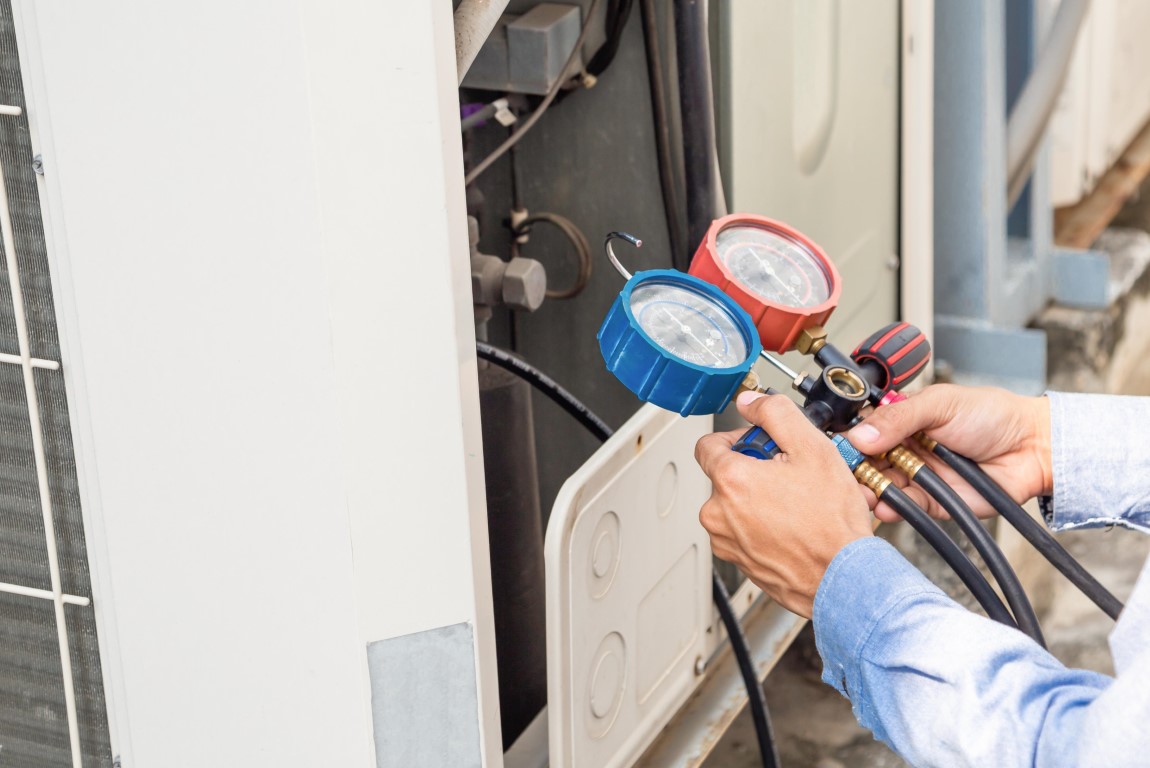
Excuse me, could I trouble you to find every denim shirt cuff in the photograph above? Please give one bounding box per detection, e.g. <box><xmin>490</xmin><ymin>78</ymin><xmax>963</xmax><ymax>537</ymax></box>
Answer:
<box><xmin>812</xmin><ymin>537</ymin><xmax>944</xmax><ymax>703</ymax></box>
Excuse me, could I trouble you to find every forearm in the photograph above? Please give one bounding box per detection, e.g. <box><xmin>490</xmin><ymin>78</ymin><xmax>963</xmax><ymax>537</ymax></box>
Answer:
<box><xmin>814</xmin><ymin>538</ymin><xmax>1111</xmax><ymax>766</ymax></box>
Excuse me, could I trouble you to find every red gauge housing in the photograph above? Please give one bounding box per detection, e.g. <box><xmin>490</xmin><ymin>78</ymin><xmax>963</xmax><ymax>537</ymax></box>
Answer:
<box><xmin>688</xmin><ymin>213</ymin><xmax>841</xmax><ymax>353</ymax></box>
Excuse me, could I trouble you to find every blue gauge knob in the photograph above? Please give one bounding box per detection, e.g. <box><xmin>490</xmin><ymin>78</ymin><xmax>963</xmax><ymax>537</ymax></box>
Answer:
<box><xmin>598</xmin><ymin>269</ymin><xmax>763</xmax><ymax>416</ymax></box>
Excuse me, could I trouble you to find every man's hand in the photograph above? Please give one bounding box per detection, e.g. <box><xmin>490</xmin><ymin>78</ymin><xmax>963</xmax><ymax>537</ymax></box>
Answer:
<box><xmin>846</xmin><ymin>384</ymin><xmax>1051</xmax><ymax>523</ymax></box>
<box><xmin>694</xmin><ymin>391</ymin><xmax>873</xmax><ymax>618</ymax></box>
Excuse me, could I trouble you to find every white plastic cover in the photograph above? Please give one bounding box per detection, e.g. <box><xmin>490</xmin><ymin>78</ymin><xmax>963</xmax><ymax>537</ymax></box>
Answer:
<box><xmin>546</xmin><ymin>404</ymin><xmax>714</xmax><ymax>767</ymax></box>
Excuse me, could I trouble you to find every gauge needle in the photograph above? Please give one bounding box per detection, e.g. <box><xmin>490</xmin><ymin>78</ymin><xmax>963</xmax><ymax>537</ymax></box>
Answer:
<box><xmin>659</xmin><ymin>306</ymin><xmax>723</xmax><ymax>364</ymax></box>
<box><xmin>759</xmin><ymin>261</ymin><xmax>803</xmax><ymax>304</ymax></box>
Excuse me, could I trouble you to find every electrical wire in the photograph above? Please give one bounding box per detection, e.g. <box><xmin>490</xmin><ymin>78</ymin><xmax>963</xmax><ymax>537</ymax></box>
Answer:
<box><xmin>932</xmin><ymin>443</ymin><xmax>1124</xmax><ymax>620</ymax></box>
<box><xmin>713</xmin><ymin>571</ymin><xmax>781</xmax><ymax>768</ymax></box>
<box><xmin>639</xmin><ymin>0</ymin><xmax>688</xmax><ymax>270</ymax></box>
<box><xmin>485</xmin><ymin>343</ymin><xmax>779</xmax><ymax>767</ymax></box>
<box><xmin>912</xmin><ymin>465</ymin><xmax>1045</xmax><ymax>646</ymax></box>
<box><xmin>881</xmin><ymin>484</ymin><xmax>1018</xmax><ymax>627</ymax></box>
<box><xmin>475</xmin><ymin>342</ymin><xmax>612</xmax><ymax>442</ymax></box>
<box><xmin>585</xmin><ymin>0</ymin><xmax>636</xmax><ymax>78</ymax></box>
<box><xmin>464</xmin><ymin>0</ymin><xmax>603</xmax><ymax>187</ymax></box>
<box><xmin>511</xmin><ymin>212</ymin><xmax>593</xmax><ymax>299</ymax></box>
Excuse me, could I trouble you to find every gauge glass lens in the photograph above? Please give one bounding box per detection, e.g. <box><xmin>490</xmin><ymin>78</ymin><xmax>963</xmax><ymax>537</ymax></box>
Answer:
<box><xmin>630</xmin><ymin>280</ymin><xmax>748</xmax><ymax>368</ymax></box>
<box><xmin>716</xmin><ymin>224</ymin><xmax>831</xmax><ymax>308</ymax></box>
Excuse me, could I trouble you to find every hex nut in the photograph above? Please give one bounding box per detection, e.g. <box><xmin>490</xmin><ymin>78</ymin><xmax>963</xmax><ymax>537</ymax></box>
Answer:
<box><xmin>795</xmin><ymin>326</ymin><xmax>828</xmax><ymax>355</ymax></box>
<box><xmin>502</xmin><ymin>257</ymin><xmax>547</xmax><ymax>311</ymax></box>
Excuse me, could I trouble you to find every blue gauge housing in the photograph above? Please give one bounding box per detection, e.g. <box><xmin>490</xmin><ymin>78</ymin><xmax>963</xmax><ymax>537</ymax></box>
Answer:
<box><xmin>598</xmin><ymin>269</ymin><xmax>762</xmax><ymax>416</ymax></box>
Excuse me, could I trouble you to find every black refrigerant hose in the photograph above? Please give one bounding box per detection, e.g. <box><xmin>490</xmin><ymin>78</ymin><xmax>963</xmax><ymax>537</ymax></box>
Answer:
<box><xmin>713</xmin><ymin>570</ymin><xmax>781</xmax><ymax>768</ymax></box>
<box><xmin>475</xmin><ymin>342</ymin><xmax>613</xmax><ymax>442</ymax></box>
<box><xmin>674</xmin><ymin>0</ymin><xmax>723</xmax><ymax>254</ymax></box>
<box><xmin>478</xmin><ymin>342</ymin><xmax>779</xmax><ymax>766</ymax></box>
<box><xmin>932</xmin><ymin>443</ymin><xmax>1124</xmax><ymax>620</ymax></box>
<box><xmin>912</xmin><ymin>466</ymin><xmax>1045</xmax><ymax>646</ymax></box>
<box><xmin>879</xmin><ymin>484</ymin><xmax>1018</xmax><ymax>628</ymax></box>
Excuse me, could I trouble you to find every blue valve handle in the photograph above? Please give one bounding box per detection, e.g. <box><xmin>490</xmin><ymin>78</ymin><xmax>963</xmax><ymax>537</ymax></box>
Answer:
<box><xmin>732</xmin><ymin>427</ymin><xmax>866</xmax><ymax>471</ymax></box>
<box><xmin>732</xmin><ymin>426</ymin><xmax>780</xmax><ymax>460</ymax></box>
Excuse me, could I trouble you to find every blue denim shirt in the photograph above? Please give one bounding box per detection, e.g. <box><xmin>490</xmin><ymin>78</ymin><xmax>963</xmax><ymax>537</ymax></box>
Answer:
<box><xmin>813</xmin><ymin>392</ymin><xmax>1150</xmax><ymax>767</ymax></box>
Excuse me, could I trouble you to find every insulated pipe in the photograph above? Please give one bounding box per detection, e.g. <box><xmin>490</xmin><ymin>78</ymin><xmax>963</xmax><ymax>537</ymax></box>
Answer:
<box><xmin>455</xmin><ymin>0</ymin><xmax>511</xmax><ymax>85</ymax></box>
<box><xmin>674</xmin><ymin>0</ymin><xmax>725</xmax><ymax>257</ymax></box>
<box><xmin>1006</xmin><ymin>0</ymin><xmax>1091</xmax><ymax>207</ymax></box>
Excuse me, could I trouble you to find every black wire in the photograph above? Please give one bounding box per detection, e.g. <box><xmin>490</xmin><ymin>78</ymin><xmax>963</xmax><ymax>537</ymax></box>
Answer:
<box><xmin>932</xmin><ymin>444</ymin><xmax>1124</xmax><ymax>620</ymax></box>
<box><xmin>475</xmin><ymin>342</ymin><xmax>612</xmax><ymax>442</ymax></box>
<box><xmin>585</xmin><ymin>0</ymin><xmax>636</xmax><ymax>77</ymax></box>
<box><xmin>713</xmin><ymin>572</ymin><xmax>781</xmax><ymax>768</ymax></box>
<box><xmin>913</xmin><ymin>466</ymin><xmax>1045</xmax><ymax>646</ymax></box>
<box><xmin>881</xmin><ymin>485</ymin><xmax>1018</xmax><ymax>627</ymax></box>
<box><xmin>640</xmin><ymin>0</ymin><xmax>689</xmax><ymax>270</ymax></box>
<box><xmin>489</xmin><ymin>343</ymin><xmax>778</xmax><ymax>767</ymax></box>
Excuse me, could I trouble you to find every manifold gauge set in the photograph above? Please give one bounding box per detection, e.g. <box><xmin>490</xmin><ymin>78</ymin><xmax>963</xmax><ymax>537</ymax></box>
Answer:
<box><xmin>597</xmin><ymin>214</ymin><xmax>843</xmax><ymax>416</ymax></box>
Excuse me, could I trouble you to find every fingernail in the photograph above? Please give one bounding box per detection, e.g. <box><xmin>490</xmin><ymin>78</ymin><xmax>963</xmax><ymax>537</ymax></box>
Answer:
<box><xmin>849</xmin><ymin>424</ymin><xmax>880</xmax><ymax>444</ymax></box>
<box><xmin>737</xmin><ymin>390</ymin><xmax>765</xmax><ymax>406</ymax></box>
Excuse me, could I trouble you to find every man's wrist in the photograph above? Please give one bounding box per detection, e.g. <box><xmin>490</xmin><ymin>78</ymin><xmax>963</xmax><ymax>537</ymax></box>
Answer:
<box><xmin>1031</xmin><ymin>395</ymin><xmax>1053</xmax><ymax>496</ymax></box>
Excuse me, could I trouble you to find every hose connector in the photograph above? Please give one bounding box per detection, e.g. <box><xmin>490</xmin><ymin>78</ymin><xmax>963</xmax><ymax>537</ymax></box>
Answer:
<box><xmin>831</xmin><ymin>434</ymin><xmax>865</xmax><ymax>471</ymax></box>
<box><xmin>914</xmin><ymin>432</ymin><xmax>939</xmax><ymax>452</ymax></box>
<box><xmin>879</xmin><ymin>390</ymin><xmax>907</xmax><ymax>407</ymax></box>
<box><xmin>884</xmin><ymin>445</ymin><xmax>925</xmax><ymax>480</ymax></box>
<box><xmin>854</xmin><ymin>461</ymin><xmax>892</xmax><ymax>497</ymax></box>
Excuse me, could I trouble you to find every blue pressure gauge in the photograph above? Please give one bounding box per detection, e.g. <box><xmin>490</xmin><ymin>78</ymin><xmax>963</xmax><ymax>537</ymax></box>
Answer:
<box><xmin>597</xmin><ymin>233</ymin><xmax>762</xmax><ymax>416</ymax></box>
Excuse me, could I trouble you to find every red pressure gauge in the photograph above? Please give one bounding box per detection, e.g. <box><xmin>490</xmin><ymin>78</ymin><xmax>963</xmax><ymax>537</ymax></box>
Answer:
<box><xmin>688</xmin><ymin>213</ymin><xmax>841</xmax><ymax>353</ymax></box>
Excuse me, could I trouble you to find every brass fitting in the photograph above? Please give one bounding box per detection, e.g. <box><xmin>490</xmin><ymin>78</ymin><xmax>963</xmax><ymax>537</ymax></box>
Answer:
<box><xmin>884</xmin><ymin>445</ymin><xmax>926</xmax><ymax>480</ymax></box>
<box><xmin>736</xmin><ymin>370</ymin><xmax>763</xmax><ymax>398</ymax></box>
<box><xmin>794</xmin><ymin>325</ymin><xmax>828</xmax><ymax>355</ymax></box>
<box><xmin>853</xmin><ymin>461</ymin><xmax>892</xmax><ymax>497</ymax></box>
<box><xmin>914</xmin><ymin>432</ymin><xmax>939</xmax><ymax>452</ymax></box>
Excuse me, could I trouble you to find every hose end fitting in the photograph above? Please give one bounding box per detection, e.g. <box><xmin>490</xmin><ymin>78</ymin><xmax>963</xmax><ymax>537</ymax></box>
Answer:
<box><xmin>884</xmin><ymin>445</ymin><xmax>925</xmax><ymax>479</ymax></box>
<box><xmin>914</xmin><ymin>432</ymin><xmax>939</xmax><ymax>452</ymax></box>
<box><xmin>854</xmin><ymin>461</ymin><xmax>892</xmax><ymax>497</ymax></box>
<box><xmin>879</xmin><ymin>390</ymin><xmax>907</xmax><ymax>407</ymax></box>
<box><xmin>831</xmin><ymin>434</ymin><xmax>865</xmax><ymax>471</ymax></box>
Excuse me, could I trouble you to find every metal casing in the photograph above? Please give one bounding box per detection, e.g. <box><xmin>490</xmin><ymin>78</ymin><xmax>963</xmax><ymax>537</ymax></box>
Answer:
<box><xmin>689</xmin><ymin>213</ymin><xmax>842</xmax><ymax>354</ymax></box>
<box><xmin>597</xmin><ymin>270</ymin><xmax>761</xmax><ymax>417</ymax></box>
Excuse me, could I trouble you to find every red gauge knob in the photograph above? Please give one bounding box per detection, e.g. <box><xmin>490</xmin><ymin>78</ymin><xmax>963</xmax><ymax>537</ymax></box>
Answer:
<box><xmin>852</xmin><ymin>321</ymin><xmax>931</xmax><ymax>392</ymax></box>
<box><xmin>688</xmin><ymin>213</ymin><xmax>841</xmax><ymax>353</ymax></box>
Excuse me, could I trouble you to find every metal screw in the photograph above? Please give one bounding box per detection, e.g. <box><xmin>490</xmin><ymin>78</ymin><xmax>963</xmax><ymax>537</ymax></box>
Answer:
<box><xmin>886</xmin><ymin>254</ymin><xmax>900</xmax><ymax>270</ymax></box>
<box><xmin>113</xmin><ymin>757</ymin><xmax>122</xmax><ymax>768</ymax></box>
<box><xmin>694</xmin><ymin>655</ymin><xmax>706</xmax><ymax>676</ymax></box>
<box><xmin>31</xmin><ymin>154</ymin><xmax>43</xmax><ymax>175</ymax></box>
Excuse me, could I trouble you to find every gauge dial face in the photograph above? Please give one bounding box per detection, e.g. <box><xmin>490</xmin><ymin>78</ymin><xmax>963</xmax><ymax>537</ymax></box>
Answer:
<box><xmin>630</xmin><ymin>280</ymin><xmax>748</xmax><ymax>369</ymax></box>
<box><xmin>716</xmin><ymin>224</ymin><xmax>832</xmax><ymax>308</ymax></box>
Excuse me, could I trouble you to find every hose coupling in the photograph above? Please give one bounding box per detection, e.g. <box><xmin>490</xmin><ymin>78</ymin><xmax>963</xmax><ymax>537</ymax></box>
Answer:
<box><xmin>854</xmin><ymin>461</ymin><xmax>892</xmax><ymax>497</ymax></box>
<box><xmin>831</xmin><ymin>434</ymin><xmax>865</xmax><ymax>471</ymax></box>
<box><xmin>883</xmin><ymin>445</ymin><xmax>925</xmax><ymax>479</ymax></box>
<box><xmin>914</xmin><ymin>432</ymin><xmax>939</xmax><ymax>452</ymax></box>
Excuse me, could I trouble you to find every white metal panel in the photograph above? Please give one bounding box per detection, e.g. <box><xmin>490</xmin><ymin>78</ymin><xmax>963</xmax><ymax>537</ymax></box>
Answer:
<box><xmin>13</xmin><ymin>1</ymin><xmax>498</xmax><ymax>765</ymax></box>
<box><xmin>546</xmin><ymin>405</ymin><xmax>713</xmax><ymax>768</ymax></box>
<box><xmin>718</xmin><ymin>0</ymin><xmax>900</xmax><ymax>361</ymax></box>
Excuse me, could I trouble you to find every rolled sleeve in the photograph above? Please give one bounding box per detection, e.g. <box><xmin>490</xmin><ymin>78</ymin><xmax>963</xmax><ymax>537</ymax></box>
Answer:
<box><xmin>1046</xmin><ymin>392</ymin><xmax>1150</xmax><ymax>533</ymax></box>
